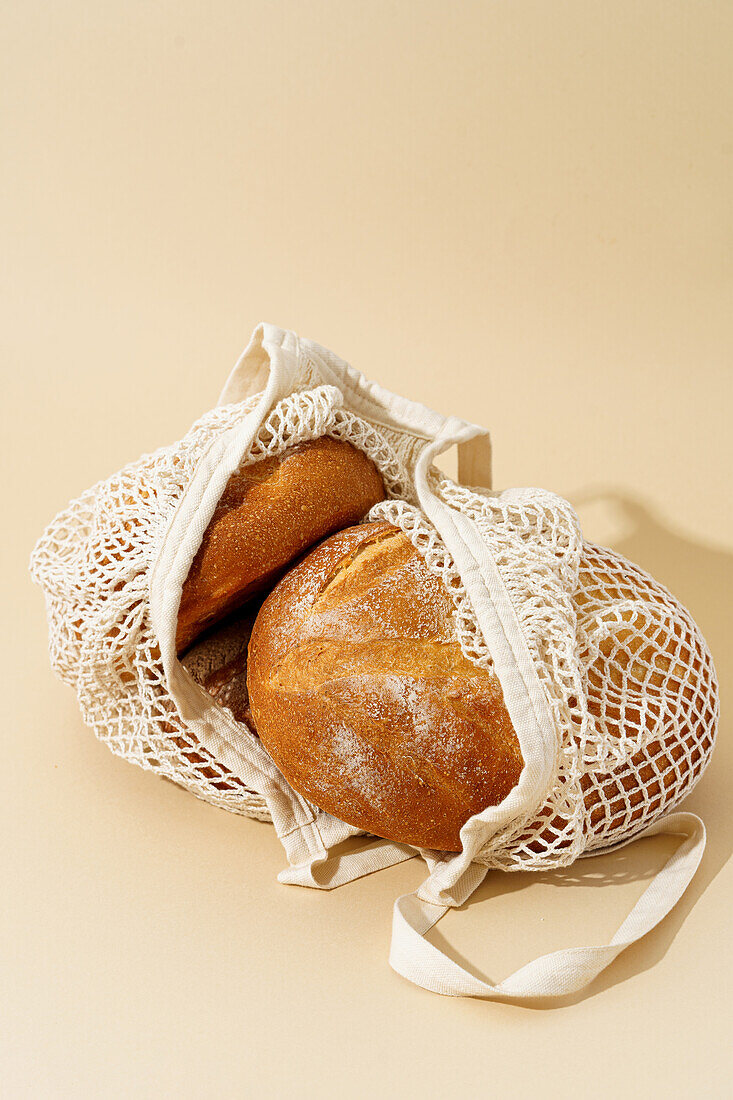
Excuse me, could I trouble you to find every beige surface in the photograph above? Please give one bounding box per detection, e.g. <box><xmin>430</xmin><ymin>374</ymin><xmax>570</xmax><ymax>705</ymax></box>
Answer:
<box><xmin>3</xmin><ymin>2</ymin><xmax>732</xmax><ymax>1096</ymax></box>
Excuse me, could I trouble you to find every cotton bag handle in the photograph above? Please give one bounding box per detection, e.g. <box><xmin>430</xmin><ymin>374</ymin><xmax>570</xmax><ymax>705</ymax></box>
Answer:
<box><xmin>218</xmin><ymin>323</ymin><xmax>494</xmax><ymax>490</ymax></box>
<box><xmin>389</xmin><ymin>812</ymin><xmax>705</xmax><ymax>1000</ymax></box>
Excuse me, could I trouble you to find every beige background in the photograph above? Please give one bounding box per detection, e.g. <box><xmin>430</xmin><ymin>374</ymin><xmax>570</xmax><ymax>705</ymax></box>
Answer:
<box><xmin>3</xmin><ymin>2</ymin><xmax>732</xmax><ymax>1097</ymax></box>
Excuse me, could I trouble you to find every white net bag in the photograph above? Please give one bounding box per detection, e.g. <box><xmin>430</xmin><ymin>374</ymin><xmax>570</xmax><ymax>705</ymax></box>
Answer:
<box><xmin>30</xmin><ymin>324</ymin><xmax>718</xmax><ymax>1002</ymax></box>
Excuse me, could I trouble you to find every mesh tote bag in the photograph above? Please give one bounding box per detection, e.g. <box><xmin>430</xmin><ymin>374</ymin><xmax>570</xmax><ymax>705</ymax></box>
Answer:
<box><xmin>30</xmin><ymin>323</ymin><xmax>718</xmax><ymax>1002</ymax></box>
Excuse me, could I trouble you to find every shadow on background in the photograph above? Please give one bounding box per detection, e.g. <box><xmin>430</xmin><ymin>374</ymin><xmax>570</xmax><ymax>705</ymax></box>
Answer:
<box><xmin>428</xmin><ymin>488</ymin><xmax>732</xmax><ymax>1008</ymax></box>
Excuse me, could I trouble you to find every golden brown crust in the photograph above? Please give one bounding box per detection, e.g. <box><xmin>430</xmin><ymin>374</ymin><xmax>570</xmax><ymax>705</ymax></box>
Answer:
<box><xmin>175</xmin><ymin>438</ymin><xmax>385</xmax><ymax>653</ymax></box>
<box><xmin>247</xmin><ymin>521</ymin><xmax>524</xmax><ymax>851</ymax></box>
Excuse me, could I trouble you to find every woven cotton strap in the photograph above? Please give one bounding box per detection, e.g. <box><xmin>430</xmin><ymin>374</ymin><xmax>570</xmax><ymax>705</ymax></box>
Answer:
<box><xmin>218</xmin><ymin>324</ymin><xmax>494</xmax><ymax>489</ymax></box>
<box><xmin>388</xmin><ymin>812</ymin><xmax>705</xmax><ymax>1000</ymax></box>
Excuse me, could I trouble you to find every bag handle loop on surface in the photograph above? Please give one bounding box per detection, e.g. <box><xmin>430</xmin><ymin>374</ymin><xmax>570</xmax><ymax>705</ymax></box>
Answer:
<box><xmin>389</xmin><ymin>812</ymin><xmax>705</xmax><ymax>1000</ymax></box>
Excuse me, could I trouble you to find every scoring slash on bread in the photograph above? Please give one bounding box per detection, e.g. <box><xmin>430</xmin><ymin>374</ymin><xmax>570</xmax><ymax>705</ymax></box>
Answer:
<box><xmin>246</xmin><ymin>522</ymin><xmax>522</xmax><ymax>851</ymax></box>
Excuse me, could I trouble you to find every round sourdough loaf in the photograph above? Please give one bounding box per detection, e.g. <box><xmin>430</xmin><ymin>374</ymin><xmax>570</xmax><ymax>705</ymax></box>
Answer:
<box><xmin>245</xmin><ymin>520</ymin><xmax>712</xmax><ymax>854</ymax></box>
<box><xmin>176</xmin><ymin>438</ymin><xmax>385</xmax><ymax>653</ymax></box>
<box><xmin>246</xmin><ymin>521</ymin><xmax>524</xmax><ymax>850</ymax></box>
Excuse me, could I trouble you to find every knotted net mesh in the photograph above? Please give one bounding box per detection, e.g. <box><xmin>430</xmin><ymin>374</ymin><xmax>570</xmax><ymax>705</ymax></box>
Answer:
<box><xmin>31</xmin><ymin>384</ymin><xmax>718</xmax><ymax>865</ymax></box>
